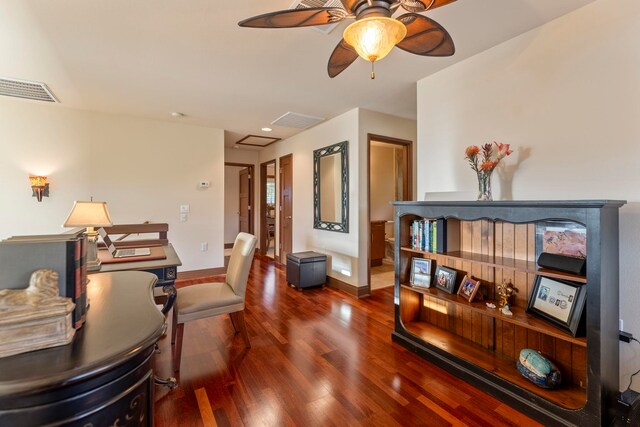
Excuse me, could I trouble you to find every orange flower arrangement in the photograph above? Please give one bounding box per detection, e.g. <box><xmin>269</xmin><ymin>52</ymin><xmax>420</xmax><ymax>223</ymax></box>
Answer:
<box><xmin>465</xmin><ymin>142</ymin><xmax>513</xmax><ymax>200</ymax></box>
<box><xmin>465</xmin><ymin>142</ymin><xmax>512</xmax><ymax>173</ymax></box>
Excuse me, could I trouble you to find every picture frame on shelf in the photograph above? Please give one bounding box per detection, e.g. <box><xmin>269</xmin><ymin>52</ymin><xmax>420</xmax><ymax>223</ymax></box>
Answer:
<box><xmin>434</xmin><ymin>265</ymin><xmax>457</xmax><ymax>294</ymax></box>
<box><xmin>527</xmin><ymin>275</ymin><xmax>586</xmax><ymax>337</ymax></box>
<box><xmin>457</xmin><ymin>275</ymin><xmax>481</xmax><ymax>302</ymax></box>
<box><xmin>410</xmin><ymin>258</ymin><xmax>433</xmax><ymax>288</ymax></box>
<box><xmin>535</xmin><ymin>220</ymin><xmax>587</xmax><ymax>260</ymax></box>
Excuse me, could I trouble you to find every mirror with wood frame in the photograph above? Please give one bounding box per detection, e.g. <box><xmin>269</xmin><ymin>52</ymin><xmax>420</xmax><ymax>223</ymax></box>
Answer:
<box><xmin>313</xmin><ymin>141</ymin><xmax>349</xmax><ymax>233</ymax></box>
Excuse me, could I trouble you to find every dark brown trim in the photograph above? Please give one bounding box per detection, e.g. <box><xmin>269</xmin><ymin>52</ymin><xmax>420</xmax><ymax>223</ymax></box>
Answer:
<box><xmin>177</xmin><ymin>267</ymin><xmax>226</xmax><ymax>280</ymax></box>
<box><xmin>260</xmin><ymin>159</ymin><xmax>276</xmax><ymax>256</ymax></box>
<box><xmin>224</xmin><ymin>243</ymin><xmax>233</xmax><ymax>249</ymax></box>
<box><xmin>326</xmin><ymin>276</ymin><xmax>370</xmax><ymax>299</ymax></box>
<box><xmin>278</xmin><ymin>154</ymin><xmax>293</xmax><ymax>262</ymax></box>
<box><xmin>235</xmin><ymin>134</ymin><xmax>281</xmax><ymax>148</ymax></box>
<box><xmin>367</xmin><ymin>133</ymin><xmax>413</xmax><ymax>297</ymax></box>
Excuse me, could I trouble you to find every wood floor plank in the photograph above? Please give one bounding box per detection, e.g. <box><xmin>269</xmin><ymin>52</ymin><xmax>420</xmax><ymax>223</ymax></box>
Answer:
<box><xmin>195</xmin><ymin>387</ymin><xmax>217</xmax><ymax>427</ymax></box>
<box><xmin>154</xmin><ymin>256</ymin><xmax>542</xmax><ymax>426</ymax></box>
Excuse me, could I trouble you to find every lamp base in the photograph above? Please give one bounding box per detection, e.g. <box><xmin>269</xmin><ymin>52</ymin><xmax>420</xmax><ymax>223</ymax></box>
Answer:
<box><xmin>85</xmin><ymin>229</ymin><xmax>102</xmax><ymax>272</ymax></box>
<box><xmin>86</xmin><ymin>258</ymin><xmax>102</xmax><ymax>272</ymax></box>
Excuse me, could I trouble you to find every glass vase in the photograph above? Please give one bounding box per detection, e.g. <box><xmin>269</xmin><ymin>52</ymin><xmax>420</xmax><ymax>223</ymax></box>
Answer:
<box><xmin>477</xmin><ymin>171</ymin><xmax>493</xmax><ymax>201</ymax></box>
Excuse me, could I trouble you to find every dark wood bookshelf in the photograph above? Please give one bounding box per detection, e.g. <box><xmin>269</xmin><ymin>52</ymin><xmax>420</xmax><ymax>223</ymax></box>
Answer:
<box><xmin>392</xmin><ymin>200</ymin><xmax>625</xmax><ymax>427</ymax></box>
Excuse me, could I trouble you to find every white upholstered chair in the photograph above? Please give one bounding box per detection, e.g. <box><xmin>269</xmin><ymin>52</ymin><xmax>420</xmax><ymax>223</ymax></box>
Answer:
<box><xmin>171</xmin><ymin>232</ymin><xmax>257</xmax><ymax>371</ymax></box>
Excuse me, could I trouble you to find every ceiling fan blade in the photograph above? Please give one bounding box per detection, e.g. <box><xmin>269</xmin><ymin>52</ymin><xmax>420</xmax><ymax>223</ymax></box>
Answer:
<box><xmin>238</xmin><ymin>7</ymin><xmax>348</xmax><ymax>28</ymax></box>
<box><xmin>398</xmin><ymin>0</ymin><xmax>456</xmax><ymax>13</ymax></box>
<box><xmin>327</xmin><ymin>39</ymin><xmax>359</xmax><ymax>78</ymax></box>
<box><xmin>396</xmin><ymin>13</ymin><xmax>455</xmax><ymax>56</ymax></box>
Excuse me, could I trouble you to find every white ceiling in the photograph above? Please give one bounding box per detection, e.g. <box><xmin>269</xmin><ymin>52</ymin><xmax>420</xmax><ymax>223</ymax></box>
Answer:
<box><xmin>0</xmin><ymin>0</ymin><xmax>597</xmax><ymax>148</ymax></box>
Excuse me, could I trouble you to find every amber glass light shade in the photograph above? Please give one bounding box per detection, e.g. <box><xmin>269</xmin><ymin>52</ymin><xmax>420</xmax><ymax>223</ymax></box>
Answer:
<box><xmin>343</xmin><ymin>17</ymin><xmax>407</xmax><ymax>62</ymax></box>
<box><xmin>29</xmin><ymin>176</ymin><xmax>47</xmax><ymax>187</ymax></box>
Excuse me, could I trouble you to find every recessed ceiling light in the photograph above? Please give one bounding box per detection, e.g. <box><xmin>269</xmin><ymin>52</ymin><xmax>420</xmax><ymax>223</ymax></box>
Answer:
<box><xmin>171</xmin><ymin>112</ymin><xmax>185</xmax><ymax>118</ymax></box>
<box><xmin>261</xmin><ymin>127</ymin><xmax>272</xmax><ymax>132</ymax></box>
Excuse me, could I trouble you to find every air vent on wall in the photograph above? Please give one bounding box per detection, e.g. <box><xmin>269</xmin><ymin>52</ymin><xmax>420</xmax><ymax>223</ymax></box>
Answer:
<box><xmin>271</xmin><ymin>112</ymin><xmax>325</xmax><ymax>129</ymax></box>
<box><xmin>0</xmin><ymin>77</ymin><xmax>59</xmax><ymax>103</ymax></box>
<box><xmin>290</xmin><ymin>0</ymin><xmax>344</xmax><ymax>35</ymax></box>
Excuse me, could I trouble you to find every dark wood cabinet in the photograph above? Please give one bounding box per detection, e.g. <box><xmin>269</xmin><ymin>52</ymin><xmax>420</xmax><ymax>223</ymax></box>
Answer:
<box><xmin>0</xmin><ymin>271</ymin><xmax>166</xmax><ymax>426</ymax></box>
<box><xmin>391</xmin><ymin>200</ymin><xmax>625</xmax><ymax>426</ymax></box>
<box><xmin>371</xmin><ymin>220</ymin><xmax>386</xmax><ymax>266</ymax></box>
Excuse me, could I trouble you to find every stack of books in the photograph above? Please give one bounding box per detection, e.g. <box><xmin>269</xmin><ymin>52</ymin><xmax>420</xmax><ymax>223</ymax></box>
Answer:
<box><xmin>410</xmin><ymin>218</ymin><xmax>459</xmax><ymax>254</ymax></box>
<box><xmin>0</xmin><ymin>230</ymin><xmax>88</xmax><ymax>329</ymax></box>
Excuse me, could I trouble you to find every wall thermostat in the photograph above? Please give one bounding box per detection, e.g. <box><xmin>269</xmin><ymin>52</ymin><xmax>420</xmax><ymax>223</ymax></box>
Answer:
<box><xmin>198</xmin><ymin>181</ymin><xmax>210</xmax><ymax>189</ymax></box>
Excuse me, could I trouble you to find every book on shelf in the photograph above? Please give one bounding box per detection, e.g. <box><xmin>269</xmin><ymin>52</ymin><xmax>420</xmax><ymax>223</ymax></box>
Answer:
<box><xmin>410</xmin><ymin>218</ymin><xmax>460</xmax><ymax>253</ymax></box>
<box><xmin>0</xmin><ymin>230</ymin><xmax>88</xmax><ymax>328</ymax></box>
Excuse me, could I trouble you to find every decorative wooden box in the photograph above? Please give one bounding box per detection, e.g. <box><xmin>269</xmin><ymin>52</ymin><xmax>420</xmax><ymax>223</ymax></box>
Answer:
<box><xmin>0</xmin><ymin>269</ymin><xmax>75</xmax><ymax>358</ymax></box>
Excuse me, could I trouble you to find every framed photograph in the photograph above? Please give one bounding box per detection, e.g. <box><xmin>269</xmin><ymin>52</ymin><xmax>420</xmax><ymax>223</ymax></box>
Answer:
<box><xmin>434</xmin><ymin>266</ymin><xmax>457</xmax><ymax>294</ymax></box>
<box><xmin>536</xmin><ymin>221</ymin><xmax>587</xmax><ymax>260</ymax></box>
<box><xmin>458</xmin><ymin>275</ymin><xmax>480</xmax><ymax>302</ymax></box>
<box><xmin>410</xmin><ymin>258</ymin><xmax>433</xmax><ymax>288</ymax></box>
<box><xmin>457</xmin><ymin>275</ymin><xmax>482</xmax><ymax>302</ymax></box>
<box><xmin>527</xmin><ymin>275</ymin><xmax>586</xmax><ymax>337</ymax></box>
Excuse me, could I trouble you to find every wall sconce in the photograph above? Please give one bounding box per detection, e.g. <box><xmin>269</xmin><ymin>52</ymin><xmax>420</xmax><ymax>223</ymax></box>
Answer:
<box><xmin>29</xmin><ymin>176</ymin><xmax>49</xmax><ymax>202</ymax></box>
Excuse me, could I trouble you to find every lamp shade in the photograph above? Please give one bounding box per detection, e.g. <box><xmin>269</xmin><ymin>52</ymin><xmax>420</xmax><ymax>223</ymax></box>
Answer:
<box><xmin>63</xmin><ymin>201</ymin><xmax>113</xmax><ymax>227</ymax></box>
<box><xmin>343</xmin><ymin>17</ymin><xmax>407</xmax><ymax>62</ymax></box>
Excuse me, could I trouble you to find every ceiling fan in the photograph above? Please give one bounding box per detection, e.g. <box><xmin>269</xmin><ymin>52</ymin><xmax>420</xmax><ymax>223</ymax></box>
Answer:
<box><xmin>239</xmin><ymin>0</ymin><xmax>456</xmax><ymax>79</ymax></box>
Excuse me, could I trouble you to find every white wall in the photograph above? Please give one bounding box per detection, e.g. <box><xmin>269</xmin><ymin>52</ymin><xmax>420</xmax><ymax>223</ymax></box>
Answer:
<box><xmin>358</xmin><ymin>109</ymin><xmax>417</xmax><ymax>285</ymax></box>
<box><xmin>259</xmin><ymin>109</ymin><xmax>361</xmax><ymax>286</ymax></box>
<box><xmin>257</xmin><ymin>108</ymin><xmax>416</xmax><ymax>289</ymax></box>
<box><xmin>416</xmin><ymin>0</ymin><xmax>640</xmax><ymax>391</ymax></box>
<box><xmin>0</xmin><ymin>97</ymin><xmax>225</xmax><ymax>271</ymax></box>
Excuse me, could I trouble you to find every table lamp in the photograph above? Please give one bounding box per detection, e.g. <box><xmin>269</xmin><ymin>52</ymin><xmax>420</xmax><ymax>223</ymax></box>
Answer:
<box><xmin>63</xmin><ymin>201</ymin><xmax>113</xmax><ymax>271</ymax></box>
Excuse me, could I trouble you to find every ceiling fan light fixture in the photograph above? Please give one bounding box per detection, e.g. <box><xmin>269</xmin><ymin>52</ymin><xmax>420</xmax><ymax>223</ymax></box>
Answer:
<box><xmin>343</xmin><ymin>16</ymin><xmax>407</xmax><ymax>63</ymax></box>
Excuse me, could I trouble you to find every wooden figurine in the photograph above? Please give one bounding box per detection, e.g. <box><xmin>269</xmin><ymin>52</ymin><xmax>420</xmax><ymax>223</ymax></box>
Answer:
<box><xmin>496</xmin><ymin>279</ymin><xmax>517</xmax><ymax>307</ymax></box>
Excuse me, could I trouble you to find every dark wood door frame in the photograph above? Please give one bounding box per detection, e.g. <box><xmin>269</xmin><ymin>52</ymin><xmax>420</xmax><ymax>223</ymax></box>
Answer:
<box><xmin>366</xmin><ymin>134</ymin><xmax>413</xmax><ymax>294</ymax></box>
<box><xmin>260</xmin><ymin>159</ymin><xmax>276</xmax><ymax>257</ymax></box>
<box><xmin>224</xmin><ymin>162</ymin><xmax>255</xmax><ymax>236</ymax></box>
<box><xmin>279</xmin><ymin>154</ymin><xmax>293</xmax><ymax>264</ymax></box>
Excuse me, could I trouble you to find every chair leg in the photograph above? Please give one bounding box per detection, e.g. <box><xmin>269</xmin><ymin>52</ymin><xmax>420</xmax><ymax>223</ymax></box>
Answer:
<box><xmin>232</xmin><ymin>311</ymin><xmax>251</xmax><ymax>349</ymax></box>
<box><xmin>171</xmin><ymin>305</ymin><xmax>178</xmax><ymax>345</ymax></box>
<box><xmin>173</xmin><ymin>322</ymin><xmax>185</xmax><ymax>372</ymax></box>
<box><xmin>229</xmin><ymin>312</ymin><xmax>239</xmax><ymax>332</ymax></box>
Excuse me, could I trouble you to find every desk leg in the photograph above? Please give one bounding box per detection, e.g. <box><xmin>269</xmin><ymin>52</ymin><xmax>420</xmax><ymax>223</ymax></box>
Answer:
<box><xmin>160</xmin><ymin>284</ymin><xmax>177</xmax><ymax>316</ymax></box>
<box><xmin>155</xmin><ymin>284</ymin><xmax>178</xmax><ymax>389</ymax></box>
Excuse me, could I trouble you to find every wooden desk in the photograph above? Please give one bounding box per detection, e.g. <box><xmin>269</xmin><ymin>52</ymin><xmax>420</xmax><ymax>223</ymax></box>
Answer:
<box><xmin>0</xmin><ymin>271</ymin><xmax>165</xmax><ymax>426</ymax></box>
<box><xmin>97</xmin><ymin>244</ymin><xmax>182</xmax><ymax>315</ymax></box>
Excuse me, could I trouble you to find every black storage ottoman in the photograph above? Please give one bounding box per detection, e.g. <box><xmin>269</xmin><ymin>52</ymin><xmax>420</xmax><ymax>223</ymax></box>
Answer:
<box><xmin>286</xmin><ymin>251</ymin><xmax>327</xmax><ymax>290</ymax></box>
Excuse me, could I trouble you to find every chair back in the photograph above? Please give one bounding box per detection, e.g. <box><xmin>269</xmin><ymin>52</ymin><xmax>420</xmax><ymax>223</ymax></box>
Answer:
<box><xmin>226</xmin><ymin>232</ymin><xmax>257</xmax><ymax>298</ymax></box>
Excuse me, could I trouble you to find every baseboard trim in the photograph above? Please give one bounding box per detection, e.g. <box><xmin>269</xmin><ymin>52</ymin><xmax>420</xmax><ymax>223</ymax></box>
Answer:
<box><xmin>326</xmin><ymin>276</ymin><xmax>370</xmax><ymax>298</ymax></box>
<box><xmin>177</xmin><ymin>267</ymin><xmax>226</xmax><ymax>280</ymax></box>
<box><xmin>224</xmin><ymin>243</ymin><xmax>234</xmax><ymax>249</ymax></box>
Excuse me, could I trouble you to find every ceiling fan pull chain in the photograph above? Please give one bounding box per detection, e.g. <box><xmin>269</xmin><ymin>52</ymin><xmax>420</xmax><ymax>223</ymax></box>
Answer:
<box><xmin>371</xmin><ymin>61</ymin><xmax>375</xmax><ymax>80</ymax></box>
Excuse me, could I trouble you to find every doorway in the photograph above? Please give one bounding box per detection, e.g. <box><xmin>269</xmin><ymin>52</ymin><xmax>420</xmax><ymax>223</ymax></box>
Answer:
<box><xmin>367</xmin><ymin>134</ymin><xmax>412</xmax><ymax>292</ymax></box>
<box><xmin>260</xmin><ymin>160</ymin><xmax>277</xmax><ymax>258</ymax></box>
<box><xmin>279</xmin><ymin>154</ymin><xmax>293</xmax><ymax>263</ymax></box>
<box><xmin>224</xmin><ymin>163</ymin><xmax>254</xmax><ymax>260</ymax></box>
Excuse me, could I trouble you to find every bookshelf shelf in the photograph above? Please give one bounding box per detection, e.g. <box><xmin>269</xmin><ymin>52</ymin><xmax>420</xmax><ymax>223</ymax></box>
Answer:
<box><xmin>401</xmin><ymin>247</ymin><xmax>587</xmax><ymax>284</ymax></box>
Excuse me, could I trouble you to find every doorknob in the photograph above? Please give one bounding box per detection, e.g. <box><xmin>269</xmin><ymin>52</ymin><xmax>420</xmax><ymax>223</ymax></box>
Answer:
<box><xmin>287</xmin><ymin>216</ymin><xmax>292</xmax><ymax>219</ymax></box>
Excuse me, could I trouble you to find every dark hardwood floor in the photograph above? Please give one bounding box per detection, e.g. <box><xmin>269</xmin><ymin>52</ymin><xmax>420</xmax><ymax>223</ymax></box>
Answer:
<box><xmin>153</xmin><ymin>255</ymin><xmax>542</xmax><ymax>427</ymax></box>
